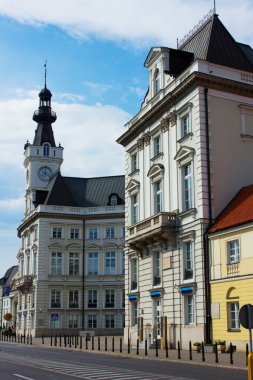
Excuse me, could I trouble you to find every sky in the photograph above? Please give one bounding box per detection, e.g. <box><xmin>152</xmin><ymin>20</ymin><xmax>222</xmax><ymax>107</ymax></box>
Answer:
<box><xmin>1</xmin><ymin>0</ymin><xmax>253</xmax><ymax>277</ymax></box>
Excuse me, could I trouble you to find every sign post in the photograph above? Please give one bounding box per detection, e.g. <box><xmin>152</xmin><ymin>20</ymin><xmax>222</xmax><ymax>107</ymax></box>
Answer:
<box><xmin>239</xmin><ymin>304</ymin><xmax>253</xmax><ymax>380</ymax></box>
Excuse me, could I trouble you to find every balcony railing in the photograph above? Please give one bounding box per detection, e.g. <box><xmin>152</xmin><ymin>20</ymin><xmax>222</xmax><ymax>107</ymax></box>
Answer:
<box><xmin>153</xmin><ymin>275</ymin><xmax>161</xmax><ymax>286</ymax></box>
<box><xmin>227</xmin><ymin>263</ymin><xmax>240</xmax><ymax>277</ymax></box>
<box><xmin>127</xmin><ymin>212</ymin><xmax>177</xmax><ymax>252</ymax></box>
<box><xmin>184</xmin><ymin>268</ymin><xmax>193</xmax><ymax>280</ymax></box>
<box><xmin>15</xmin><ymin>275</ymin><xmax>34</xmax><ymax>292</ymax></box>
<box><xmin>105</xmin><ymin>303</ymin><xmax>115</xmax><ymax>308</ymax></box>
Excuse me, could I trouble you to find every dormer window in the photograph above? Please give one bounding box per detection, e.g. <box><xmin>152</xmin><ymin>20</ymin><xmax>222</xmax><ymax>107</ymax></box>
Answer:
<box><xmin>108</xmin><ymin>193</ymin><xmax>118</xmax><ymax>206</ymax></box>
<box><xmin>43</xmin><ymin>143</ymin><xmax>50</xmax><ymax>156</ymax></box>
<box><xmin>154</xmin><ymin>68</ymin><xmax>160</xmax><ymax>95</ymax></box>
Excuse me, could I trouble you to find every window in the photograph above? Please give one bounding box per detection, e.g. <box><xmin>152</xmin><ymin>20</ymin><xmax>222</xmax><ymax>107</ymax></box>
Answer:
<box><xmin>34</xmin><ymin>228</ymin><xmax>38</xmax><ymax>241</ymax></box>
<box><xmin>105</xmin><ymin>252</ymin><xmax>116</xmax><ymax>275</ymax></box>
<box><xmin>69</xmin><ymin>315</ymin><xmax>79</xmax><ymax>328</ymax></box>
<box><xmin>43</xmin><ymin>143</ymin><xmax>50</xmax><ymax>156</ymax></box>
<box><xmin>228</xmin><ymin>302</ymin><xmax>240</xmax><ymax>329</ymax></box>
<box><xmin>88</xmin><ymin>252</ymin><xmax>98</xmax><ymax>275</ymax></box>
<box><xmin>69</xmin><ymin>290</ymin><xmax>79</xmax><ymax>308</ymax></box>
<box><xmin>131</xmin><ymin>194</ymin><xmax>138</xmax><ymax>224</ymax></box>
<box><xmin>27</xmin><ymin>234</ymin><xmax>30</xmax><ymax>246</ymax></box>
<box><xmin>131</xmin><ymin>153</ymin><xmax>137</xmax><ymax>172</ymax></box>
<box><xmin>20</xmin><ymin>258</ymin><xmax>24</xmax><ymax>276</ymax></box>
<box><xmin>51</xmin><ymin>290</ymin><xmax>61</xmax><ymax>308</ymax></box>
<box><xmin>69</xmin><ymin>253</ymin><xmax>80</xmax><ymax>275</ymax></box>
<box><xmin>122</xmin><ymin>289</ymin><xmax>125</xmax><ymax>308</ymax></box>
<box><xmin>121</xmin><ymin>252</ymin><xmax>125</xmax><ymax>275</ymax></box>
<box><xmin>110</xmin><ymin>195</ymin><xmax>118</xmax><ymax>206</ymax></box>
<box><xmin>131</xmin><ymin>258</ymin><xmax>137</xmax><ymax>290</ymax></box>
<box><xmin>153</xmin><ymin>135</ymin><xmax>161</xmax><ymax>157</ymax></box>
<box><xmin>89</xmin><ymin>227</ymin><xmax>98</xmax><ymax>239</ymax></box>
<box><xmin>154</xmin><ymin>180</ymin><xmax>162</xmax><ymax>213</ymax></box>
<box><xmin>131</xmin><ymin>301</ymin><xmax>138</xmax><ymax>326</ymax></box>
<box><xmin>183</xmin><ymin>242</ymin><xmax>193</xmax><ymax>280</ymax></box>
<box><xmin>153</xmin><ymin>252</ymin><xmax>161</xmax><ymax>286</ymax></box>
<box><xmin>106</xmin><ymin>227</ymin><xmax>115</xmax><ymax>238</ymax></box>
<box><xmin>227</xmin><ymin>240</ymin><xmax>240</xmax><ymax>264</ymax></box>
<box><xmin>105</xmin><ymin>289</ymin><xmax>115</xmax><ymax>308</ymax></box>
<box><xmin>183</xmin><ymin>164</ymin><xmax>192</xmax><ymax>210</ymax></box>
<box><xmin>33</xmin><ymin>252</ymin><xmax>37</xmax><ymax>275</ymax></box>
<box><xmin>154</xmin><ymin>68</ymin><xmax>160</xmax><ymax>95</ymax></box>
<box><xmin>51</xmin><ymin>252</ymin><xmax>62</xmax><ymax>275</ymax></box>
<box><xmin>26</xmin><ymin>255</ymin><xmax>30</xmax><ymax>275</ymax></box>
<box><xmin>182</xmin><ymin>114</ymin><xmax>190</xmax><ymax>136</ymax></box>
<box><xmin>88</xmin><ymin>314</ymin><xmax>97</xmax><ymax>328</ymax></box>
<box><xmin>105</xmin><ymin>314</ymin><xmax>115</xmax><ymax>328</ymax></box>
<box><xmin>52</xmin><ymin>227</ymin><xmax>62</xmax><ymax>238</ymax></box>
<box><xmin>70</xmin><ymin>228</ymin><xmax>79</xmax><ymax>239</ymax></box>
<box><xmin>88</xmin><ymin>290</ymin><xmax>97</xmax><ymax>308</ymax></box>
<box><xmin>185</xmin><ymin>295</ymin><xmax>194</xmax><ymax>324</ymax></box>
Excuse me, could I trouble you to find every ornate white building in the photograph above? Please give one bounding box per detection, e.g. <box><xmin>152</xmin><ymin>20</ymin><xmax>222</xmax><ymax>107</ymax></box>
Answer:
<box><xmin>16</xmin><ymin>82</ymin><xmax>125</xmax><ymax>337</ymax></box>
<box><xmin>117</xmin><ymin>11</ymin><xmax>253</xmax><ymax>348</ymax></box>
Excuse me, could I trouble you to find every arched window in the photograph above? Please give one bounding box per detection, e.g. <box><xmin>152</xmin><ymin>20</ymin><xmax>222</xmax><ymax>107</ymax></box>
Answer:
<box><xmin>154</xmin><ymin>68</ymin><xmax>160</xmax><ymax>95</ymax></box>
<box><xmin>43</xmin><ymin>143</ymin><xmax>50</xmax><ymax>156</ymax></box>
<box><xmin>110</xmin><ymin>195</ymin><xmax>118</xmax><ymax>206</ymax></box>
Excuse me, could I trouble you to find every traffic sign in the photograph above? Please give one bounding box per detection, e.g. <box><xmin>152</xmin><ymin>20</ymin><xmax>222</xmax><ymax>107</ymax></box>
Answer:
<box><xmin>51</xmin><ymin>313</ymin><xmax>59</xmax><ymax>321</ymax></box>
<box><xmin>239</xmin><ymin>304</ymin><xmax>253</xmax><ymax>329</ymax></box>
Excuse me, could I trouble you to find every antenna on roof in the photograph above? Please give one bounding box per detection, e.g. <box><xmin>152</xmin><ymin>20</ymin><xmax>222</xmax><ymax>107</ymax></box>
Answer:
<box><xmin>44</xmin><ymin>60</ymin><xmax>47</xmax><ymax>88</ymax></box>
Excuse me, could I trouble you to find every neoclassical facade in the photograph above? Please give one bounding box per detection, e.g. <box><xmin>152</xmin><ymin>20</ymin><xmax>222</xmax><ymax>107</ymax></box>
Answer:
<box><xmin>117</xmin><ymin>11</ymin><xmax>253</xmax><ymax>348</ymax></box>
<box><xmin>16</xmin><ymin>83</ymin><xmax>125</xmax><ymax>337</ymax></box>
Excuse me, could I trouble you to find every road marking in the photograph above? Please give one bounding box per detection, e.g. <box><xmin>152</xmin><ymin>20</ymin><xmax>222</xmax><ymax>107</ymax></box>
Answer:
<box><xmin>13</xmin><ymin>375</ymin><xmax>35</xmax><ymax>380</ymax></box>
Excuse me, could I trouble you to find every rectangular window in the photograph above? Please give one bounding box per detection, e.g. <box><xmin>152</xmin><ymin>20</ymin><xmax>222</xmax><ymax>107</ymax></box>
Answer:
<box><xmin>89</xmin><ymin>227</ymin><xmax>98</xmax><ymax>239</ymax></box>
<box><xmin>70</xmin><ymin>228</ymin><xmax>79</xmax><ymax>239</ymax></box>
<box><xmin>182</xmin><ymin>114</ymin><xmax>190</xmax><ymax>136</ymax></box>
<box><xmin>88</xmin><ymin>252</ymin><xmax>98</xmax><ymax>275</ymax></box>
<box><xmin>69</xmin><ymin>290</ymin><xmax>79</xmax><ymax>308</ymax></box>
<box><xmin>51</xmin><ymin>252</ymin><xmax>62</xmax><ymax>275</ymax></box>
<box><xmin>153</xmin><ymin>252</ymin><xmax>161</xmax><ymax>286</ymax></box>
<box><xmin>88</xmin><ymin>290</ymin><xmax>97</xmax><ymax>308</ymax></box>
<box><xmin>154</xmin><ymin>180</ymin><xmax>162</xmax><ymax>213</ymax></box>
<box><xmin>131</xmin><ymin>153</ymin><xmax>137</xmax><ymax>172</ymax></box>
<box><xmin>69</xmin><ymin>314</ymin><xmax>79</xmax><ymax>328</ymax></box>
<box><xmin>105</xmin><ymin>289</ymin><xmax>115</xmax><ymax>308</ymax></box>
<box><xmin>52</xmin><ymin>227</ymin><xmax>62</xmax><ymax>238</ymax></box>
<box><xmin>154</xmin><ymin>135</ymin><xmax>161</xmax><ymax>156</ymax></box>
<box><xmin>227</xmin><ymin>240</ymin><xmax>240</xmax><ymax>264</ymax></box>
<box><xmin>51</xmin><ymin>290</ymin><xmax>61</xmax><ymax>308</ymax></box>
<box><xmin>131</xmin><ymin>301</ymin><xmax>138</xmax><ymax>326</ymax></box>
<box><xmin>131</xmin><ymin>194</ymin><xmax>138</xmax><ymax>224</ymax></box>
<box><xmin>229</xmin><ymin>302</ymin><xmax>240</xmax><ymax>329</ymax></box>
<box><xmin>33</xmin><ymin>252</ymin><xmax>37</xmax><ymax>275</ymax></box>
<box><xmin>185</xmin><ymin>295</ymin><xmax>194</xmax><ymax>324</ymax></box>
<box><xmin>105</xmin><ymin>314</ymin><xmax>115</xmax><ymax>328</ymax></box>
<box><xmin>184</xmin><ymin>164</ymin><xmax>192</xmax><ymax>210</ymax></box>
<box><xmin>106</xmin><ymin>227</ymin><xmax>115</xmax><ymax>238</ymax></box>
<box><xmin>121</xmin><ymin>252</ymin><xmax>125</xmax><ymax>275</ymax></box>
<box><xmin>183</xmin><ymin>242</ymin><xmax>193</xmax><ymax>280</ymax></box>
<box><xmin>69</xmin><ymin>253</ymin><xmax>80</xmax><ymax>275</ymax></box>
<box><xmin>88</xmin><ymin>314</ymin><xmax>97</xmax><ymax>329</ymax></box>
<box><xmin>105</xmin><ymin>252</ymin><xmax>116</xmax><ymax>275</ymax></box>
<box><xmin>131</xmin><ymin>258</ymin><xmax>137</xmax><ymax>290</ymax></box>
<box><xmin>34</xmin><ymin>228</ymin><xmax>38</xmax><ymax>241</ymax></box>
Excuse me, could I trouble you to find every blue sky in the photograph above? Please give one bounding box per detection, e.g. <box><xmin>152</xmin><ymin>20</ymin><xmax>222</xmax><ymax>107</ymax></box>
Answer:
<box><xmin>1</xmin><ymin>0</ymin><xmax>253</xmax><ymax>276</ymax></box>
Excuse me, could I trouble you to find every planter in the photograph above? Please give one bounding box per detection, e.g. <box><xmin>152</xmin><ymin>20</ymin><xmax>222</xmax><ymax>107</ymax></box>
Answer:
<box><xmin>193</xmin><ymin>345</ymin><xmax>201</xmax><ymax>353</ymax></box>
<box><xmin>218</xmin><ymin>344</ymin><xmax>226</xmax><ymax>353</ymax></box>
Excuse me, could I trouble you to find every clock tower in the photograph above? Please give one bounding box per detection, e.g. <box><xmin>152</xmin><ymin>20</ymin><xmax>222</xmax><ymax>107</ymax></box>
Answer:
<box><xmin>24</xmin><ymin>79</ymin><xmax>63</xmax><ymax>215</ymax></box>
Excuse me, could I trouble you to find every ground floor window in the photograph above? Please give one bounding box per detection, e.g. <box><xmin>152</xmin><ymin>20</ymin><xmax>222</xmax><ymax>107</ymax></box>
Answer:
<box><xmin>184</xmin><ymin>294</ymin><xmax>194</xmax><ymax>324</ymax></box>
<box><xmin>49</xmin><ymin>315</ymin><xmax>61</xmax><ymax>328</ymax></box>
<box><xmin>228</xmin><ymin>302</ymin><xmax>240</xmax><ymax>330</ymax></box>
<box><xmin>69</xmin><ymin>314</ymin><xmax>79</xmax><ymax>328</ymax></box>
<box><xmin>131</xmin><ymin>301</ymin><xmax>138</xmax><ymax>326</ymax></box>
<box><xmin>105</xmin><ymin>314</ymin><xmax>115</xmax><ymax>328</ymax></box>
<box><xmin>87</xmin><ymin>314</ymin><xmax>97</xmax><ymax>329</ymax></box>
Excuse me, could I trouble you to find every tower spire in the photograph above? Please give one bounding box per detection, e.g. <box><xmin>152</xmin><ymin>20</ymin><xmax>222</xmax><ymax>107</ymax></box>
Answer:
<box><xmin>44</xmin><ymin>60</ymin><xmax>47</xmax><ymax>88</ymax></box>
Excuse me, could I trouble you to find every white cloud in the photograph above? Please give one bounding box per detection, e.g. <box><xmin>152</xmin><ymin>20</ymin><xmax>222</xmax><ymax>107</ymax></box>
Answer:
<box><xmin>0</xmin><ymin>0</ymin><xmax>253</xmax><ymax>47</ymax></box>
<box><xmin>129</xmin><ymin>86</ymin><xmax>146</xmax><ymax>98</ymax></box>
<box><xmin>83</xmin><ymin>82</ymin><xmax>114</xmax><ymax>97</ymax></box>
<box><xmin>0</xmin><ymin>197</ymin><xmax>23</xmax><ymax>212</ymax></box>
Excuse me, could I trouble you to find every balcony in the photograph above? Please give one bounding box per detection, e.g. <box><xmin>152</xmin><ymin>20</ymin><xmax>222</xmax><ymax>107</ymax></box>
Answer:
<box><xmin>127</xmin><ymin>212</ymin><xmax>177</xmax><ymax>253</ymax></box>
<box><xmin>227</xmin><ymin>263</ymin><xmax>240</xmax><ymax>277</ymax></box>
<box><xmin>15</xmin><ymin>275</ymin><xmax>34</xmax><ymax>293</ymax></box>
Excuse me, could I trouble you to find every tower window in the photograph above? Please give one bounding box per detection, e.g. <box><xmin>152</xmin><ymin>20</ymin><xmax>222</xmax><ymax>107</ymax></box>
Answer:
<box><xmin>43</xmin><ymin>143</ymin><xmax>50</xmax><ymax>156</ymax></box>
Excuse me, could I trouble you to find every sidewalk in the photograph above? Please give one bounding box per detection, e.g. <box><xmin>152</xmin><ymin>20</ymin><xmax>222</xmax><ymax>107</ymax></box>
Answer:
<box><xmin>24</xmin><ymin>336</ymin><xmax>248</xmax><ymax>371</ymax></box>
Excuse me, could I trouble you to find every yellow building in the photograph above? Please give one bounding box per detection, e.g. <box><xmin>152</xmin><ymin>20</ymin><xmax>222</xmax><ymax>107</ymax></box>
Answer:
<box><xmin>208</xmin><ymin>185</ymin><xmax>253</xmax><ymax>351</ymax></box>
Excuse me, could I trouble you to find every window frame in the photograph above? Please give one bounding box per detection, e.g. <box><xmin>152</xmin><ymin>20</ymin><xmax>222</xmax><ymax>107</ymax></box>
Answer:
<box><xmin>88</xmin><ymin>289</ymin><xmax>97</xmax><ymax>308</ymax></box>
<box><xmin>68</xmin><ymin>252</ymin><xmax>80</xmax><ymax>275</ymax></box>
<box><xmin>227</xmin><ymin>240</ymin><xmax>240</xmax><ymax>264</ymax></box>
<box><xmin>228</xmin><ymin>302</ymin><xmax>240</xmax><ymax>330</ymax></box>
<box><xmin>69</xmin><ymin>290</ymin><xmax>79</xmax><ymax>309</ymax></box>
<box><xmin>105</xmin><ymin>251</ymin><xmax>116</xmax><ymax>275</ymax></box>
<box><xmin>51</xmin><ymin>252</ymin><xmax>62</xmax><ymax>275</ymax></box>
<box><xmin>88</xmin><ymin>252</ymin><xmax>98</xmax><ymax>275</ymax></box>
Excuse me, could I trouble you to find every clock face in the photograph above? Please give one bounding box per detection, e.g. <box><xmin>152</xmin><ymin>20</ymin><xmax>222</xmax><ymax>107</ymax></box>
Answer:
<box><xmin>38</xmin><ymin>166</ymin><xmax>52</xmax><ymax>181</ymax></box>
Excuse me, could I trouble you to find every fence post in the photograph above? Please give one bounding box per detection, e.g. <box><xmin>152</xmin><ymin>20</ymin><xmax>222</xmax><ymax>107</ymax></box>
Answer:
<box><xmin>85</xmin><ymin>336</ymin><xmax>88</xmax><ymax>350</ymax></box>
<box><xmin>201</xmin><ymin>342</ymin><xmax>205</xmax><ymax>362</ymax></box>
<box><xmin>136</xmin><ymin>339</ymin><xmax>139</xmax><ymax>355</ymax></box>
<box><xmin>215</xmin><ymin>342</ymin><xmax>218</xmax><ymax>363</ymax></box>
<box><xmin>189</xmin><ymin>341</ymin><xmax>192</xmax><ymax>360</ymax></box>
<box><xmin>177</xmin><ymin>341</ymin><xmax>181</xmax><ymax>360</ymax></box>
<box><xmin>165</xmin><ymin>339</ymin><xmax>169</xmax><ymax>358</ymax></box>
<box><xmin>64</xmin><ymin>335</ymin><xmax>67</xmax><ymax>348</ymax></box>
<box><xmin>120</xmin><ymin>337</ymin><xmax>122</xmax><ymax>353</ymax></box>
<box><xmin>229</xmin><ymin>343</ymin><xmax>234</xmax><ymax>365</ymax></box>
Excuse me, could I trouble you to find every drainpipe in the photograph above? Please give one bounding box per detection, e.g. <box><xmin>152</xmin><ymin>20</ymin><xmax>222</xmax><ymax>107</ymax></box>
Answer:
<box><xmin>203</xmin><ymin>87</ymin><xmax>212</xmax><ymax>343</ymax></box>
<box><xmin>82</xmin><ymin>219</ymin><xmax>86</xmax><ymax>331</ymax></box>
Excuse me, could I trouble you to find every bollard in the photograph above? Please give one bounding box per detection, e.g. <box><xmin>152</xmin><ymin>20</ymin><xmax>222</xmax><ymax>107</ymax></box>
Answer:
<box><xmin>112</xmin><ymin>337</ymin><xmax>114</xmax><ymax>352</ymax></box>
<box><xmin>166</xmin><ymin>340</ymin><xmax>169</xmax><ymax>358</ymax></box>
<box><xmin>85</xmin><ymin>336</ymin><xmax>88</xmax><ymax>350</ymax></box>
<box><xmin>229</xmin><ymin>343</ymin><xmax>233</xmax><ymax>365</ymax></box>
<box><xmin>155</xmin><ymin>339</ymin><xmax>159</xmax><ymax>357</ymax></box>
<box><xmin>246</xmin><ymin>343</ymin><xmax>249</xmax><ymax>366</ymax></box>
<box><xmin>128</xmin><ymin>337</ymin><xmax>130</xmax><ymax>354</ymax></box>
<box><xmin>177</xmin><ymin>341</ymin><xmax>181</xmax><ymax>360</ymax></box>
<box><xmin>189</xmin><ymin>341</ymin><xmax>192</xmax><ymax>361</ymax></box>
<box><xmin>18</xmin><ymin>334</ymin><xmax>20</xmax><ymax>343</ymax></box>
<box><xmin>98</xmin><ymin>337</ymin><xmax>100</xmax><ymax>351</ymax></box>
<box><xmin>69</xmin><ymin>337</ymin><xmax>72</xmax><ymax>348</ymax></box>
<box><xmin>136</xmin><ymin>339</ymin><xmax>139</xmax><ymax>355</ymax></box>
<box><xmin>201</xmin><ymin>342</ymin><xmax>205</xmax><ymax>362</ymax></box>
<box><xmin>64</xmin><ymin>335</ymin><xmax>67</xmax><ymax>348</ymax></box>
<box><xmin>72</xmin><ymin>336</ymin><xmax>74</xmax><ymax>345</ymax></box>
<box><xmin>145</xmin><ymin>338</ymin><xmax>148</xmax><ymax>356</ymax></box>
<box><xmin>68</xmin><ymin>335</ymin><xmax>70</xmax><ymax>345</ymax></box>
<box><xmin>74</xmin><ymin>336</ymin><xmax>77</xmax><ymax>348</ymax></box>
<box><xmin>105</xmin><ymin>337</ymin><xmax>107</xmax><ymax>351</ymax></box>
<box><xmin>248</xmin><ymin>352</ymin><xmax>253</xmax><ymax>380</ymax></box>
<box><xmin>59</xmin><ymin>334</ymin><xmax>62</xmax><ymax>347</ymax></box>
<box><xmin>120</xmin><ymin>337</ymin><xmax>122</xmax><ymax>353</ymax></box>
<box><xmin>27</xmin><ymin>334</ymin><xmax>29</xmax><ymax>344</ymax></box>
<box><xmin>92</xmin><ymin>336</ymin><xmax>94</xmax><ymax>350</ymax></box>
<box><xmin>30</xmin><ymin>335</ymin><xmax>32</xmax><ymax>345</ymax></box>
<box><xmin>77</xmin><ymin>336</ymin><xmax>79</xmax><ymax>346</ymax></box>
<box><xmin>42</xmin><ymin>335</ymin><xmax>44</xmax><ymax>344</ymax></box>
<box><xmin>50</xmin><ymin>336</ymin><xmax>52</xmax><ymax>346</ymax></box>
<box><xmin>54</xmin><ymin>335</ymin><xmax>57</xmax><ymax>347</ymax></box>
<box><xmin>215</xmin><ymin>342</ymin><xmax>218</xmax><ymax>364</ymax></box>
<box><xmin>15</xmin><ymin>334</ymin><xmax>16</xmax><ymax>343</ymax></box>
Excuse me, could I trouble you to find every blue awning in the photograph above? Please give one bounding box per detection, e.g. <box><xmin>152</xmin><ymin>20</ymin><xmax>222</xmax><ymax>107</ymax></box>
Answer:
<box><xmin>180</xmin><ymin>286</ymin><xmax>193</xmax><ymax>294</ymax></box>
<box><xmin>128</xmin><ymin>295</ymin><xmax>137</xmax><ymax>301</ymax></box>
<box><xmin>150</xmin><ymin>291</ymin><xmax>161</xmax><ymax>298</ymax></box>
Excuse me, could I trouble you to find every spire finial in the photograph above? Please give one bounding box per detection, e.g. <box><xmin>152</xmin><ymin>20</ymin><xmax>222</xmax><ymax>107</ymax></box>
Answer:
<box><xmin>214</xmin><ymin>0</ymin><xmax>216</xmax><ymax>14</ymax></box>
<box><xmin>44</xmin><ymin>60</ymin><xmax>47</xmax><ymax>88</ymax></box>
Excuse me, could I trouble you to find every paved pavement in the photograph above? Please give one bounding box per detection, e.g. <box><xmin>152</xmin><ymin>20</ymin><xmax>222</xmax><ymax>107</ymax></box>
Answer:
<box><xmin>1</xmin><ymin>335</ymin><xmax>249</xmax><ymax>371</ymax></box>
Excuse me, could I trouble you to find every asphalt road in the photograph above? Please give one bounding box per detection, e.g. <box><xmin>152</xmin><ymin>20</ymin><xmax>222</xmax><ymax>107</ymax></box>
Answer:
<box><xmin>0</xmin><ymin>343</ymin><xmax>247</xmax><ymax>380</ymax></box>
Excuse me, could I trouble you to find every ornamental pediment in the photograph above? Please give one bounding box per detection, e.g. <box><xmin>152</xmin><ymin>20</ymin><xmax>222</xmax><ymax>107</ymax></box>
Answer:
<box><xmin>102</xmin><ymin>243</ymin><xmax>119</xmax><ymax>249</ymax></box>
<box><xmin>86</xmin><ymin>243</ymin><xmax>101</xmax><ymax>250</ymax></box>
<box><xmin>126</xmin><ymin>179</ymin><xmax>140</xmax><ymax>194</ymax></box>
<box><xmin>147</xmin><ymin>164</ymin><xmax>164</xmax><ymax>182</ymax></box>
<box><xmin>48</xmin><ymin>242</ymin><xmax>65</xmax><ymax>249</ymax></box>
<box><xmin>174</xmin><ymin>146</ymin><xmax>195</xmax><ymax>164</ymax></box>
<box><xmin>66</xmin><ymin>243</ymin><xmax>82</xmax><ymax>250</ymax></box>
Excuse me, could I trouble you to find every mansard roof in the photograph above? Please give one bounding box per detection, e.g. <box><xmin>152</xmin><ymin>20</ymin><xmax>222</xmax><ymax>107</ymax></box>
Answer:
<box><xmin>0</xmin><ymin>266</ymin><xmax>18</xmax><ymax>286</ymax></box>
<box><xmin>208</xmin><ymin>184</ymin><xmax>253</xmax><ymax>234</ymax></box>
<box><xmin>180</xmin><ymin>13</ymin><xmax>253</xmax><ymax>72</ymax></box>
<box><xmin>41</xmin><ymin>172</ymin><xmax>125</xmax><ymax>207</ymax></box>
